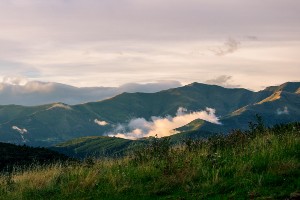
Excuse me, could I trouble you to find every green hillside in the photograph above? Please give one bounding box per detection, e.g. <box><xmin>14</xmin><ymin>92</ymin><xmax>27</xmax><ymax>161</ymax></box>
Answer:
<box><xmin>81</xmin><ymin>82</ymin><xmax>270</xmax><ymax>122</ymax></box>
<box><xmin>210</xmin><ymin>90</ymin><xmax>300</xmax><ymax>133</ymax></box>
<box><xmin>174</xmin><ymin>119</ymin><xmax>206</xmax><ymax>132</ymax></box>
<box><xmin>50</xmin><ymin>136</ymin><xmax>146</xmax><ymax>159</ymax></box>
<box><xmin>0</xmin><ymin>122</ymin><xmax>299</xmax><ymax>199</ymax></box>
<box><xmin>0</xmin><ymin>82</ymin><xmax>299</xmax><ymax>146</ymax></box>
<box><xmin>50</xmin><ymin>129</ymin><xmax>218</xmax><ymax>159</ymax></box>
<box><xmin>183</xmin><ymin>82</ymin><xmax>300</xmax><ymax>133</ymax></box>
<box><xmin>0</xmin><ymin>104</ymin><xmax>49</xmax><ymax>124</ymax></box>
<box><xmin>0</xmin><ymin>103</ymin><xmax>112</xmax><ymax>146</ymax></box>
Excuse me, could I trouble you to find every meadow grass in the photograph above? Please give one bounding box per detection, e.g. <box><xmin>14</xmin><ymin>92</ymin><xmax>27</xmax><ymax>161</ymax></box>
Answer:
<box><xmin>0</xmin><ymin>123</ymin><xmax>299</xmax><ymax>200</ymax></box>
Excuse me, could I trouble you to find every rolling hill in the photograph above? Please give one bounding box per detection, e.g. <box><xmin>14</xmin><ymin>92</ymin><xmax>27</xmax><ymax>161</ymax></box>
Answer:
<box><xmin>0</xmin><ymin>82</ymin><xmax>299</xmax><ymax>146</ymax></box>
<box><xmin>176</xmin><ymin>82</ymin><xmax>300</xmax><ymax>133</ymax></box>
<box><xmin>50</xmin><ymin>136</ymin><xmax>145</xmax><ymax>159</ymax></box>
<box><xmin>50</xmin><ymin>129</ymin><xmax>217</xmax><ymax>159</ymax></box>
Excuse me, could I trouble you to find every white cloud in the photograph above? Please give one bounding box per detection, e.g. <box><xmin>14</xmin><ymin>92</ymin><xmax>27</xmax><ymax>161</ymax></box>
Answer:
<box><xmin>205</xmin><ymin>75</ymin><xmax>240</xmax><ymax>88</ymax></box>
<box><xmin>94</xmin><ymin>119</ymin><xmax>109</xmax><ymax>126</ymax></box>
<box><xmin>277</xmin><ymin>106</ymin><xmax>289</xmax><ymax>115</ymax></box>
<box><xmin>2</xmin><ymin>76</ymin><xmax>28</xmax><ymax>86</ymax></box>
<box><xmin>12</xmin><ymin>125</ymin><xmax>28</xmax><ymax>142</ymax></box>
<box><xmin>0</xmin><ymin>78</ymin><xmax>181</xmax><ymax>105</ymax></box>
<box><xmin>0</xmin><ymin>76</ymin><xmax>54</xmax><ymax>93</ymax></box>
<box><xmin>109</xmin><ymin>107</ymin><xmax>221</xmax><ymax>139</ymax></box>
<box><xmin>12</xmin><ymin>126</ymin><xmax>28</xmax><ymax>134</ymax></box>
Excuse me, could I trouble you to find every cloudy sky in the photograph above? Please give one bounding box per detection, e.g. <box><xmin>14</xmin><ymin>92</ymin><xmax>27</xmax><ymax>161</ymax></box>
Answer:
<box><xmin>0</xmin><ymin>0</ymin><xmax>299</xmax><ymax>90</ymax></box>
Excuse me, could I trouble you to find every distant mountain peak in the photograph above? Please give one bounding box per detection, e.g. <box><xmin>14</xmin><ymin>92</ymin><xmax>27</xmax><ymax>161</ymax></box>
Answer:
<box><xmin>187</xmin><ymin>82</ymin><xmax>222</xmax><ymax>88</ymax></box>
<box><xmin>174</xmin><ymin>119</ymin><xmax>206</xmax><ymax>132</ymax></box>
<box><xmin>47</xmin><ymin>103</ymin><xmax>72</xmax><ymax>111</ymax></box>
<box><xmin>264</xmin><ymin>82</ymin><xmax>300</xmax><ymax>94</ymax></box>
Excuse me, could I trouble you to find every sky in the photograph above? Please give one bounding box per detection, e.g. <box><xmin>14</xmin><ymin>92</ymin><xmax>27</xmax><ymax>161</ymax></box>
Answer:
<box><xmin>0</xmin><ymin>0</ymin><xmax>299</xmax><ymax>90</ymax></box>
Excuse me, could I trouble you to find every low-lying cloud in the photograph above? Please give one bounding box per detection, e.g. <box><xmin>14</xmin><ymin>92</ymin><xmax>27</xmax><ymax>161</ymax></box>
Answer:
<box><xmin>12</xmin><ymin>126</ymin><xmax>28</xmax><ymax>134</ymax></box>
<box><xmin>12</xmin><ymin>125</ymin><xmax>28</xmax><ymax>142</ymax></box>
<box><xmin>3</xmin><ymin>76</ymin><xmax>28</xmax><ymax>86</ymax></box>
<box><xmin>205</xmin><ymin>75</ymin><xmax>240</xmax><ymax>88</ymax></box>
<box><xmin>277</xmin><ymin>106</ymin><xmax>289</xmax><ymax>115</ymax></box>
<box><xmin>0</xmin><ymin>76</ymin><xmax>181</xmax><ymax>106</ymax></box>
<box><xmin>94</xmin><ymin>119</ymin><xmax>109</xmax><ymax>126</ymax></box>
<box><xmin>0</xmin><ymin>77</ymin><xmax>55</xmax><ymax>94</ymax></box>
<box><xmin>108</xmin><ymin>107</ymin><xmax>221</xmax><ymax>140</ymax></box>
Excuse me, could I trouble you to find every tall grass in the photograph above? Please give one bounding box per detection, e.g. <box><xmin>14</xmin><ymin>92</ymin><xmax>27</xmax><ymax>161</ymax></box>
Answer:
<box><xmin>0</xmin><ymin>123</ymin><xmax>299</xmax><ymax>200</ymax></box>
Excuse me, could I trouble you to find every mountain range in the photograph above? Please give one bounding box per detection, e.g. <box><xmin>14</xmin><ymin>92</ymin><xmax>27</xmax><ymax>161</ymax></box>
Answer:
<box><xmin>0</xmin><ymin>81</ymin><xmax>299</xmax><ymax>147</ymax></box>
<box><xmin>0</xmin><ymin>79</ymin><xmax>181</xmax><ymax>105</ymax></box>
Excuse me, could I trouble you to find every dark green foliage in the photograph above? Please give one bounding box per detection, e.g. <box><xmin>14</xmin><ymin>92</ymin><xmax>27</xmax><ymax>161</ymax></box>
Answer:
<box><xmin>0</xmin><ymin>142</ymin><xmax>70</xmax><ymax>172</ymax></box>
<box><xmin>248</xmin><ymin>114</ymin><xmax>266</xmax><ymax>135</ymax></box>
<box><xmin>130</xmin><ymin>136</ymin><xmax>172</xmax><ymax>163</ymax></box>
<box><xmin>272</xmin><ymin>122</ymin><xmax>300</xmax><ymax>135</ymax></box>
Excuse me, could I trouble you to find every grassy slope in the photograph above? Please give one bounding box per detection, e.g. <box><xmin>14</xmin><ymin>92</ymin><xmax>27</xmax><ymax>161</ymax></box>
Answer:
<box><xmin>0</xmin><ymin>123</ymin><xmax>299</xmax><ymax>200</ymax></box>
<box><xmin>0</xmin><ymin>104</ymin><xmax>49</xmax><ymax>124</ymax></box>
<box><xmin>50</xmin><ymin>130</ymin><xmax>217</xmax><ymax>159</ymax></box>
<box><xmin>174</xmin><ymin>118</ymin><xmax>206</xmax><ymax>132</ymax></box>
<box><xmin>51</xmin><ymin>136</ymin><xmax>146</xmax><ymax>159</ymax></box>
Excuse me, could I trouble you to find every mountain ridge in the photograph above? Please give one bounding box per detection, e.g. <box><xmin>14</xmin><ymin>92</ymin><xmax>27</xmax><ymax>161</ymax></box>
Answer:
<box><xmin>0</xmin><ymin>81</ymin><xmax>299</xmax><ymax>146</ymax></box>
<box><xmin>263</xmin><ymin>82</ymin><xmax>300</xmax><ymax>93</ymax></box>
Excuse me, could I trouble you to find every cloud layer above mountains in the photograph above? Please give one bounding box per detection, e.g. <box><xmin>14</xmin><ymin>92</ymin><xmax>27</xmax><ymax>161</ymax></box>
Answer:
<box><xmin>0</xmin><ymin>0</ymin><xmax>300</xmax><ymax>90</ymax></box>
<box><xmin>0</xmin><ymin>77</ymin><xmax>181</xmax><ymax>105</ymax></box>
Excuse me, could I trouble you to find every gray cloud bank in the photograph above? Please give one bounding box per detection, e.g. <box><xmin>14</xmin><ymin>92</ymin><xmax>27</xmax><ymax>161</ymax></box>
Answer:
<box><xmin>0</xmin><ymin>0</ymin><xmax>299</xmax><ymax>90</ymax></box>
<box><xmin>205</xmin><ymin>75</ymin><xmax>240</xmax><ymax>88</ymax></box>
<box><xmin>209</xmin><ymin>38</ymin><xmax>241</xmax><ymax>56</ymax></box>
<box><xmin>0</xmin><ymin>77</ymin><xmax>181</xmax><ymax>106</ymax></box>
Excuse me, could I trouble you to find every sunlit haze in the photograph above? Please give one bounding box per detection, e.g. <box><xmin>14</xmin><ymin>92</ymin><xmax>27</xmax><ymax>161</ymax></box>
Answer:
<box><xmin>0</xmin><ymin>0</ymin><xmax>300</xmax><ymax>90</ymax></box>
